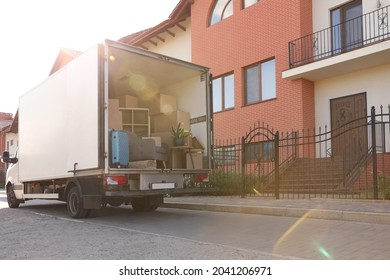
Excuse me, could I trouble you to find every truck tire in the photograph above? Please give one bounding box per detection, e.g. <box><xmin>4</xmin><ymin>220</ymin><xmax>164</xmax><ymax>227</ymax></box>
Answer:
<box><xmin>131</xmin><ymin>196</ymin><xmax>160</xmax><ymax>212</ymax></box>
<box><xmin>7</xmin><ymin>185</ymin><xmax>20</xmax><ymax>208</ymax></box>
<box><xmin>66</xmin><ymin>186</ymin><xmax>90</xmax><ymax>218</ymax></box>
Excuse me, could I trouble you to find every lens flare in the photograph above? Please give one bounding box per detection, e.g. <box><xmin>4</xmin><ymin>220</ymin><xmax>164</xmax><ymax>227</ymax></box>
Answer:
<box><xmin>317</xmin><ymin>245</ymin><xmax>333</xmax><ymax>259</ymax></box>
<box><xmin>129</xmin><ymin>74</ymin><xmax>146</xmax><ymax>92</ymax></box>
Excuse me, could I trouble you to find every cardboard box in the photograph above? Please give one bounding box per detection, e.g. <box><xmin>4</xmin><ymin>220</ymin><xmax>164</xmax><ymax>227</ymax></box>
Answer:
<box><xmin>119</xmin><ymin>95</ymin><xmax>139</xmax><ymax>108</ymax></box>
<box><xmin>148</xmin><ymin>93</ymin><xmax>177</xmax><ymax>115</ymax></box>
<box><xmin>153</xmin><ymin>110</ymin><xmax>190</xmax><ymax>132</ymax></box>
<box><xmin>108</xmin><ymin>99</ymin><xmax>123</xmax><ymax>130</ymax></box>
<box><xmin>186</xmin><ymin>152</ymin><xmax>203</xmax><ymax>169</ymax></box>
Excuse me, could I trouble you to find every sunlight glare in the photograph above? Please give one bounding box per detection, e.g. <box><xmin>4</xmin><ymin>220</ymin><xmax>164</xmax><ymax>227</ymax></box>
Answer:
<box><xmin>317</xmin><ymin>245</ymin><xmax>333</xmax><ymax>259</ymax></box>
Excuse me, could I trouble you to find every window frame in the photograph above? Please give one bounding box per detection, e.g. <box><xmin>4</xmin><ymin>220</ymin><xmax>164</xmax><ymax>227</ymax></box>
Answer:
<box><xmin>242</xmin><ymin>0</ymin><xmax>260</xmax><ymax>9</ymax></box>
<box><xmin>244</xmin><ymin>58</ymin><xmax>276</xmax><ymax>106</ymax></box>
<box><xmin>214</xmin><ymin>145</ymin><xmax>238</xmax><ymax>166</ymax></box>
<box><xmin>245</xmin><ymin>141</ymin><xmax>275</xmax><ymax>163</ymax></box>
<box><xmin>212</xmin><ymin>72</ymin><xmax>235</xmax><ymax>113</ymax></box>
<box><xmin>209</xmin><ymin>0</ymin><xmax>234</xmax><ymax>26</ymax></box>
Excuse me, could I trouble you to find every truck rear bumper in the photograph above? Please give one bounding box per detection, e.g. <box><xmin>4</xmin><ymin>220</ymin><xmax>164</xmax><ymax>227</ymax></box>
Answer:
<box><xmin>105</xmin><ymin>187</ymin><xmax>215</xmax><ymax>198</ymax></box>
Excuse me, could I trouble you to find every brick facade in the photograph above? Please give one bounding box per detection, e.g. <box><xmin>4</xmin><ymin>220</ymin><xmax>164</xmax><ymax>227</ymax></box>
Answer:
<box><xmin>191</xmin><ymin>0</ymin><xmax>315</xmax><ymax>141</ymax></box>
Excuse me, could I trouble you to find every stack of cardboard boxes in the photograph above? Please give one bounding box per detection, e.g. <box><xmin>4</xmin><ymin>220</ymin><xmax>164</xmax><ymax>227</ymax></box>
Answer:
<box><xmin>149</xmin><ymin>93</ymin><xmax>190</xmax><ymax>147</ymax></box>
<box><xmin>108</xmin><ymin>93</ymin><xmax>203</xmax><ymax>169</ymax></box>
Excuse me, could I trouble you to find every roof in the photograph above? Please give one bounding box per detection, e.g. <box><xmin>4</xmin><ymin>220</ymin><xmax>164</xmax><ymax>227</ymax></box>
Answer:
<box><xmin>0</xmin><ymin>112</ymin><xmax>12</xmax><ymax>120</ymax></box>
<box><xmin>0</xmin><ymin>112</ymin><xmax>12</xmax><ymax>131</ymax></box>
<box><xmin>119</xmin><ymin>0</ymin><xmax>192</xmax><ymax>47</ymax></box>
<box><xmin>0</xmin><ymin>119</ymin><xmax>12</xmax><ymax>130</ymax></box>
<box><xmin>7</xmin><ymin>111</ymin><xmax>18</xmax><ymax>133</ymax></box>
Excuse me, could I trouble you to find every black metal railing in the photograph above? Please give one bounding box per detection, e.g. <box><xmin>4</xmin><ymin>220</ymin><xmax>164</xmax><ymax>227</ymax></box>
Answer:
<box><xmin>289</xmin><ymin>5</ymin><xmax>390</xmax><ymax>68</ymax></box>
<box><xmin>211</xmin><ymin>105</ymin><xmax>390</xmax><ymax>199</ymax></box>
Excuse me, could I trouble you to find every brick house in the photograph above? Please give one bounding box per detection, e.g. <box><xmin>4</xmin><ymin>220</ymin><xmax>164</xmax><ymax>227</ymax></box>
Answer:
<box><xmin>121</xmin><ymin>0</ymin><xmax>390</xmax><ymax>149</ymax></box>
<box><xmin>119</xmin><ymin>0</ymin><xmax>390</xmax><ymax>197</ymax></box>
<box><xmin>121</xmin><ymin>0</ymin><xmax>316</xmax><ymax>141</ymax></box>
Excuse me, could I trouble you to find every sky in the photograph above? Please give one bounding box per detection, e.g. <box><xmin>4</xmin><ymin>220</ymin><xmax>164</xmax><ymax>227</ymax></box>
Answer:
<box><xmin>0</xmin><ymin>0</ymin><xmax>180</xmax><ymax>115</ymax></box>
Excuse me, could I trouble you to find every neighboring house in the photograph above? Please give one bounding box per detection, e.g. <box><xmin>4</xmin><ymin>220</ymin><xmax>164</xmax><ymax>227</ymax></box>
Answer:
<box><xmin>4</xmin><ymin>111</ymin><xmax>18</xmax><ymax>157</ymax></box>
<box><xmin>0</xmin><ymin>113</ymin><xmax>13</xmax><ymax>153</ymax></box>
<box><xmin>0</xmin><ymin>112</ymin><xmax>13</xmax><ymax>173</ymax></box>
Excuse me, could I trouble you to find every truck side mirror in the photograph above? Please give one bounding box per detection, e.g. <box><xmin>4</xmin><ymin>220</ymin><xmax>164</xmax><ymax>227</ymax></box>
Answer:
<box><xmin>1</xmin><ymin>151</ymin><xmax>17</xmax><ymax>164</ymax></box>
<box><xmin>1</xmin><ymin>151</ymin><xmax>10</xmax><ymax>163</ymax></box>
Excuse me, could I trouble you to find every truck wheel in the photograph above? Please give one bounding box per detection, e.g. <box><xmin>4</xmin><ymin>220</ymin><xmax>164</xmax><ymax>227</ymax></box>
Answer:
<box><xmin>131</xmin><ymin>197</ymin><xmax>159</xmax><ymax>212</ymax></box>
<box><xmin>67</xmin><ymin>186</ymin><xmax>90</xmax><ymax>218</ymax></box>
<box><xmin>7</xmin><ymin>185</ymin><xmax>20</xmax><ymax>208</ymax></box>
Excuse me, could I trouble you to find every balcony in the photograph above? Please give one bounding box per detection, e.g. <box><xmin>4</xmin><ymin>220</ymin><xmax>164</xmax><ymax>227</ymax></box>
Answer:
<box><xmin>283</xmin><ymin>5</ymin><xmax>390</xmax><ymax>81</ymax></box>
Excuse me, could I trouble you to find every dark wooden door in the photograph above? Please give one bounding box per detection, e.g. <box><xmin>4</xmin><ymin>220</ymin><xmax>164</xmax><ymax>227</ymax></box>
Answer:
<box><xmin>330</xmin><ymin>93</ymin><xmax>367</xmax><ymax>162</ymax></box>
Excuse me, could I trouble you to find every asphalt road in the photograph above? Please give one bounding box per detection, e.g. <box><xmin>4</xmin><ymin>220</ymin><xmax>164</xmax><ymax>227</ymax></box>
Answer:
<box><xmin>1</xmin><ymin>193</ymin><xmax>390</xmax><ymax>260</ymax></box>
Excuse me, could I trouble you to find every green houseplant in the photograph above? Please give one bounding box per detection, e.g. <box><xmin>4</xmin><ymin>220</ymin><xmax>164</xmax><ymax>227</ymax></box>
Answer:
<box><xmin>171</xmin><ymin>122</ymin><xmax>191</xmax><ymax>146</ymax></box>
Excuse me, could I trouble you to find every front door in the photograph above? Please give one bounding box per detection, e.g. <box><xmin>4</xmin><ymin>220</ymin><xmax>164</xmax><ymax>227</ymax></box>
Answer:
<box><xmin>330</xmin><ymin>93</ymin><xmax>367</xmax><ymax>163</ymax></box>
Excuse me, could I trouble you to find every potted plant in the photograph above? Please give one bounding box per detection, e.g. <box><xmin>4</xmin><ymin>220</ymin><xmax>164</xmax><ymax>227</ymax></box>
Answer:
<box><xmin>171</xmin><ymin>122</ymin><xmax>191</xmax><ymax>146</ymax></box>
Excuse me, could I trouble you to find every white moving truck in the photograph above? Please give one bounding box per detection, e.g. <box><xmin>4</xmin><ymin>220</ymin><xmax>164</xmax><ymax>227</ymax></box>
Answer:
<box><xmin>1</xmin><ymin>40</ymin><xmax>212</xmax><ymax>218</ymax></box>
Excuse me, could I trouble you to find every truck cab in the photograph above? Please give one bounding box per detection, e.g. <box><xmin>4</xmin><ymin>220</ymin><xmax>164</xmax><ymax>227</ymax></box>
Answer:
<box><xmin>1</xmin><ymin>150</ymin><xmax>22</xmax><ymax>208</ymax></box>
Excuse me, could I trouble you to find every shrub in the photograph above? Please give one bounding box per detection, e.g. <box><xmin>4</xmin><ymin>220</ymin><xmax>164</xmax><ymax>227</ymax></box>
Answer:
<box><xmin>378</xmin><ymin>174</ymin><xmax>390</xmax><ymax>200</ymax></box>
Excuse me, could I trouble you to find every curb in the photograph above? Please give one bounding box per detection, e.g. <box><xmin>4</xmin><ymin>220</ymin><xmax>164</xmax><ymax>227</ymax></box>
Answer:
<box><xmin>161</xmin><ymin>202</ymin><xmax>390</xmax><ymax>225</ymax></box>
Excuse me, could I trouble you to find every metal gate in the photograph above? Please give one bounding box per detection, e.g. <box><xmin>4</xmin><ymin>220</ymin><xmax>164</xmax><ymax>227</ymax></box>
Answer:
<box><xmin>212</xmin><ymin>105</ymin><xmax>390</xmax><ymax>199</ymax></box>
<box><xmin>241</xmin><ymin>124</ymin><xmax>279</xmax><ymax>198</ymax></box>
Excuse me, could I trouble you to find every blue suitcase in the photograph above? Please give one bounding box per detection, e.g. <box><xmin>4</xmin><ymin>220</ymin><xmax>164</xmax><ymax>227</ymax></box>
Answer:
<box><xmin>111</xmin><ymin>130</ymin><xmax>129</xmax><ymax>167</ymax></box>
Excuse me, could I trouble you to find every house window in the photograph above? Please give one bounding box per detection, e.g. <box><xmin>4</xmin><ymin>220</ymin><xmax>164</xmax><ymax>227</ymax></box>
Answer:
<box><xmin>213</xmin><ymin>73</ymin><xmax>234</xmax><ymax>113</ymax></box>
<box><xmin>243</xmin><ymin>0</ymin><xmax>259</xmax><ymax>9</ymax></box>
<box><xmin>214</xmin><ymin>146</ymin><xmax>237</xmax><ymax>166</ymax></box>
<box><xmin>331</xmin><ymin>0</ymin><xmax>362</xmax><ymax>54</ymax></box>
<box><xmin>244</xmin><ymin>59</ymin><xmax>276</xmax><ymax>105</ymax></box>
<box><xmin>245</xmin><ymin>141</ymin><xmax>275</xmax><ymax>163</ymax></box>
<box><xmin>209</xmin><ymin>0</ymin><xmax>233</xmax><ymax>26</ymax></box>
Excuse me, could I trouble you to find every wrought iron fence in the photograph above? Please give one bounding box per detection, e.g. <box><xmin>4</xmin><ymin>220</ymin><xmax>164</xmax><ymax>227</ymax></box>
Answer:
<box><xmin>289</xmin><ymin>5</ymin><xmax>390</xmax><ymax>68</ymax></box>
<box><xmin>212</xmin><ymin>106</ymin><xmax>390</xmax><ymax>199</ymax></box>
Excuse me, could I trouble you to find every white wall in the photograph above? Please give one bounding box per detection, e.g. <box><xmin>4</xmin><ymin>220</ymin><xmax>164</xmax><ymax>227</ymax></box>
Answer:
<box><xmin>147</xmin><ymin>18</ymin><xmax>192</xmax><ymax>62</ymax></box>
<box><xmin>312</xmin><ymin>0</ymin><xmax>390</xmax><ymax>32</ymax></box>
<box><xmin>315</xmin><ymin>63</ymin><xmax>390</xmax><ymax>128</ymax></box>
<box><xmin>5</xmin><ymin>133</ymin><xmax>18</xmax><ymax>156</ymax></box>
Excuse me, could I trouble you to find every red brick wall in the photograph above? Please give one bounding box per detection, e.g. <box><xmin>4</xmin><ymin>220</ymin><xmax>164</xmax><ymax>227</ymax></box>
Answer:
<box><xmin>378</xmin><ymin>153</ymin><xmax>390</xmax><ymax>177</ymax></box>
<box><xmin>191</xmin><ymin>0</ymin><xmax>314</xmax><ymax>141</ymax></box>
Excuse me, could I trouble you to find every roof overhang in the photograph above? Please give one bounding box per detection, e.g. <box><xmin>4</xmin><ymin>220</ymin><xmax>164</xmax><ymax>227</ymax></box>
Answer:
<box><xmin>119</xmin><ymin>0</ymin><xmax>192</xmax><ymax>48</ymax></box>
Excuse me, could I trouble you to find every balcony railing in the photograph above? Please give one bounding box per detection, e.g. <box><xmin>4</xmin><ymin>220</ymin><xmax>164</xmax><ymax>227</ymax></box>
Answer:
<box><xmin>289</xmin><ymin>5</ymin><xmax>390</xmax><ymax>68</ymax></box>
